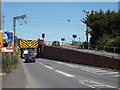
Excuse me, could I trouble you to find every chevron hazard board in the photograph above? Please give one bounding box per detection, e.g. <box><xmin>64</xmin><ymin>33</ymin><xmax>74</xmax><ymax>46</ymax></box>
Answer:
<box><xmin>20</xmin><ymin>40</ymin><xmax>38</xmax><ymax>48</ymax></box>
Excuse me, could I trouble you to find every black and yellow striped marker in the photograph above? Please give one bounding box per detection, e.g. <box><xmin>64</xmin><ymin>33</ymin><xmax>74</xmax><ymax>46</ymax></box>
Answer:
<box><xmin>20</xmin><ymin>40</ymin><xmax>38</xmax><ymax>48</ymax></box>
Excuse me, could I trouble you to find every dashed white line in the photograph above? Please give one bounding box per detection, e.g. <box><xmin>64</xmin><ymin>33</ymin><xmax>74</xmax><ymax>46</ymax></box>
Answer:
<box><xmin>55</xmin><ymin>70</ymin><xmax>74</xmax><ymax>77</ymax></box>
<box><xmin>44</xmin><ymin>65</ymin><xmax>53</xmax><ymax>70</ymax></box>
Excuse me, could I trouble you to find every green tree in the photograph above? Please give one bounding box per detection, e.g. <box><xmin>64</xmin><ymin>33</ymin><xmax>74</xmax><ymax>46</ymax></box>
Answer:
<box><xmin>81</xmin><ymin>9</ymin><xmax>120</xmax><ymax>47</ymax></box>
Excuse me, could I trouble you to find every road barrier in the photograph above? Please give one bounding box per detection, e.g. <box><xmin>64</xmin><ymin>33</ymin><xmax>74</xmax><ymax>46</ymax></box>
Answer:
<box><xmin>40</xmin><ymin>45</ymin><xmax>120</xmax><ymax>69</ymax></box>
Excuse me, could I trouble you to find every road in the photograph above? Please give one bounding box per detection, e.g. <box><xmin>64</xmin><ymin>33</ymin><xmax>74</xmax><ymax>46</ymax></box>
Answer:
<box><xmin>22</xmin><ymin>58</ymin><xmax>119</xmax><ymax>89</ymax></box>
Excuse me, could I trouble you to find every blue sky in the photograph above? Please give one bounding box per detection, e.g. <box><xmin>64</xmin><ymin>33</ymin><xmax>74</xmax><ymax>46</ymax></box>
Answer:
<box><xmin>2</xmin><ymin>2</ymin><xmax>119</xmax><ymax>42</ymax></box>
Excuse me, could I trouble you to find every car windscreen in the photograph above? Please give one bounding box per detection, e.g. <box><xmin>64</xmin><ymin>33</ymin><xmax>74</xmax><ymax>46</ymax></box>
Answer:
<box><xmin>25</xmin><ymin>54</ymin><xmax>34</xmax><ymax>57</ymax></box>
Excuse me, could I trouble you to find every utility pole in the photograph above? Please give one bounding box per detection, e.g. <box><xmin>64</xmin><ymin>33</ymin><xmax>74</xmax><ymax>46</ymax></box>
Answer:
<box><xmin>2</xmin><ymin>13</ymin><xmax>5</xmax><ymax>30</ymax></box>
<box><xmin>0</xmin><ymin>0</ymin><xmax>2</xmax><ymax>30</ymax></box>
<box><xmin>13</xmin><ymin>15</ymin><xmax>27</xmax><ymax>46</ymax></box>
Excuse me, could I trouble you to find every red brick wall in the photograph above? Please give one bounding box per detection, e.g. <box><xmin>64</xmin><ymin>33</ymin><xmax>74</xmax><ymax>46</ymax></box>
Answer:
<box><xmin>40</xmin><ymin>46</ymin><xmax>120</xmax><ymax>69</ymax></box>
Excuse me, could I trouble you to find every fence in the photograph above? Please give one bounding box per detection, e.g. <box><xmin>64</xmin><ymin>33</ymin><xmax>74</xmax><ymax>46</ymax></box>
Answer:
<box><xmin>45</xmin><ymin>41</ymin><xmax>120</xmax><ymax>54</ymax></box>
<box><xmin>40</xmin><ymin>45</ymin><xmax>120</xmax><ymax>69</ymax></box>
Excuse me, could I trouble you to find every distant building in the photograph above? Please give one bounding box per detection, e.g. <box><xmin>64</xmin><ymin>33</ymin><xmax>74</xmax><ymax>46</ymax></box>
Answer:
<box><xmin>118</xmin><ymin>1</ymin><xmax>120</xmax><ymax>12</ymax></box>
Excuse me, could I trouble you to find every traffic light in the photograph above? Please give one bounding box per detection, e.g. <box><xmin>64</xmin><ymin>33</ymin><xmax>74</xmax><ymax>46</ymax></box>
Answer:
<box><xmin>73</xmin><ymin>34</ymin><xmax>77</xmax><ymax>38</ymax></box>
<box><xmin>42</xmin><ymin>33</ymin><xmax>45</xmax><ymax>38</ymax></box>
<box><xmin>61</xmin><ymin>38</ymin><xmax>65</xmax><ymax>41</ymax></box>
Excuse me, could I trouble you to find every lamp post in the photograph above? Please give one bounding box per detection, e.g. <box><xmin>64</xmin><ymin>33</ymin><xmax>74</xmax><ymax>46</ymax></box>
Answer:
<box><xmin>83</xmin><ymin>10</ymin><xmax>90</xmax><ymax>43</ymax></box>
<box><xmin>13</xmin><ymin>15</ymin><xmax>27</xmax><ymax>46</ymax></box>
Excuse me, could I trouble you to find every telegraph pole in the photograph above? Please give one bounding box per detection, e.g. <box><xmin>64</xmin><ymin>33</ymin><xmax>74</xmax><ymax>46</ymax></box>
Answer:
<box><xmin>13</xmin><ymin>15</ymin><xmax>27</xmax><ymax>46</ymax></box>
<box><xmin>2</xmin><ymin>13</ymin><xmax>5</xmax><ymax>30</ymax></box>
<box><xmin>0</xmin><ymin>0</ymin><xmax>2</xmax><ymax>30</ymax></box>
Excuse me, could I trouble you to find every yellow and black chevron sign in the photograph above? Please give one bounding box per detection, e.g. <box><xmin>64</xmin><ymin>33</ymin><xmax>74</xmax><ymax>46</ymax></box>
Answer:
<box><xmin>20</xmin><ymin>40</ymin><xmax>38</xmax><ymax>48</ymax></box>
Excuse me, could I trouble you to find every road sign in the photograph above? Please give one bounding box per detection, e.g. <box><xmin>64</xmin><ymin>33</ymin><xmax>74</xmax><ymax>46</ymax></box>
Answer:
<box><xmin>2</xmin><ymin>31</ymin><xmax>14</xmax><ymax>52</ymax></box>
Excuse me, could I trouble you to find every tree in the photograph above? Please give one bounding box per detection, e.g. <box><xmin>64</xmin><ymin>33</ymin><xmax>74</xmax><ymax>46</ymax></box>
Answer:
<box><xmin>81</xmin><ymin>9</ymin><xmax>120</xmax><ymax>47</ymax></box>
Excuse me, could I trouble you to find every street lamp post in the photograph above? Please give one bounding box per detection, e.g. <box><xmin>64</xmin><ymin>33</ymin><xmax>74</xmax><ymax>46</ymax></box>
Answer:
<box><xmin>83</xmin><ymin>10</ymin><xmax>90</xmax><ymax>43</ymax></box>
<box><xmin>13</xmin><ymin>15</ymin><xmax>27</xmax><ymax>46</ymax></box>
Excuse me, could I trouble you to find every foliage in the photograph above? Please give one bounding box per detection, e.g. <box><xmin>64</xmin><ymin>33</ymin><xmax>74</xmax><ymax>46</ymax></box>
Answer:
<box><xmin>82</xmin><ymin>10</ymin><xmax>120</xmax><ymax>47</ymax></box>
<box><xmin>2</xmin><ymin>50</ymin><xmax>19</xmax><ymax>73</ymax></box>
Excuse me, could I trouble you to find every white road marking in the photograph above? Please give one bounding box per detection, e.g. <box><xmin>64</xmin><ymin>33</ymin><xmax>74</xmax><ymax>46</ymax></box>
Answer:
<box><xmin>79</xmin><ymin>80</ymin><xmax>116</xmax><ymax>89</ymax></box>
<box><xmin>79</xmin><ymin>80</ymin><xmax>96</xmax><ymax>89</ymax></box>
<box><xmin>85</xmin><ymin>69</ymin><xmax>89</xmax><ymax>71</ymax></box>
<box><xmin>100</xmin><ymin>72</ymin><xmax>118</xmax><ymax>75</ymax></box>
<box><xmin>57</xmin><ymin>62</ymin><xmax>63</xmax><ymax>64</ymax></box>
<box><xmin>95</xmin><ymin>70</ymin><xmax>108</xmax><ymax>73</ymax></box>
<box><xmin>112</xmin><ymin>75</ymin><xmax>120</xmax><ymax>77</ymax></box>
<box><xmin>44</xmin><ymin>65</ymin><xmax>53</xmax><ymax>70</ymax></box>
<box><xmin>105</xmin><ymin>85</ymin><xmax>116</xmax><ymax>88</ymax></box>
<box><xmin>90</xmin><ymin>81</ymin><xmax>101</xmax><ymax>85</ymax></box>
<box><xmin>92</xmin><ymin>69</ymin><xmax>101</xmax><ymax>71</ymax></box>
<box><xmin>65</xmin><ymin>64</ymin><xmax>77</xmax><ymax>68</ymax></box>
<box><xmin>39</xmin><ymin>62</ymin><xmax>44</xmax><ymax>65</ymax></box>
<box><xmin>55</xmin><ymin>70</ymin><xmax>74</xmax><ymax>77</ymax></box>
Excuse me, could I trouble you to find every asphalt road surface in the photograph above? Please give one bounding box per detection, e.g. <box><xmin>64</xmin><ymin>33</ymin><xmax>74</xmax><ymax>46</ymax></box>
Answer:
<box><xmin>22</xmin><ymin>58</ymin><xmax>119</xmax><ymax>89</ymax></box>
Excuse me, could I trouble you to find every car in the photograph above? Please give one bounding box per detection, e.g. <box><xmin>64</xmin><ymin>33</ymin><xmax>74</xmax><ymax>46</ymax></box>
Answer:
<box><xmin>24</xmin><ymin>53</ymin><xmax>36</xmax><ymax>63</ymax></box>
<box><xmin>52</xmin><ymin>41</ymin><xmax>60</xmax><ymax>46</ymax></box>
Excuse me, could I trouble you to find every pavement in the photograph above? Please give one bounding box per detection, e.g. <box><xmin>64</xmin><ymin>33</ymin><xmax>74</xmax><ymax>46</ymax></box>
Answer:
<box><xmin>2</xmin><ymin>63</ymin><xmax>27</xmax><ymax>88</ymax></box>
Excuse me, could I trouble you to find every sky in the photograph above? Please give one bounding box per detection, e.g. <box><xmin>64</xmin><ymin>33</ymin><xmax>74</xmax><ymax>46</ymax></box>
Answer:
<box><xmin>2</xmin><ymin>1</ymin><xmax>119</xmax><ymax>42</ymax></box>
<box><xmin>2</xmin><ymin>0</ymin><xmax>120</xmax><ymax>2</ymax></box>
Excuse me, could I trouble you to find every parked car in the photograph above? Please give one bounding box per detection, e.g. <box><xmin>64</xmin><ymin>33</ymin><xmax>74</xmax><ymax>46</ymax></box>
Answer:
<box><xmin>24</xmin><ymin>53</ymin><xmax>36</xmax><ymax>63</ymax></box>
<box><xmin>52</xmin><ymin>41</ymin><xmax>60</xmax><ymax>46</ymax></box>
